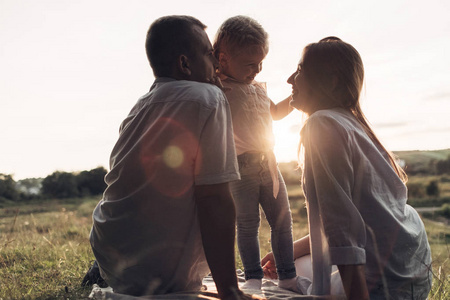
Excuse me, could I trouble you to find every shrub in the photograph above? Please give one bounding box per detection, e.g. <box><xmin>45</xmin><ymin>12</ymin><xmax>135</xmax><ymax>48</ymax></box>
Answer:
<box><xmin>41</xmin><ymin>172</ymin><xmax>79</xmax><ymax>199</ymax></box>
<box><xmin>76</xmin><ymin>167</ymin><xmax>107</xmax><ymax>196</ymax></box>
<box><xmin>426</xmin><ymin>180</ymin><xmax>440</xmax><ymax>197</ymax></box>
<box><xmin>0</xmin><ymin>174</ymin><xmax>19</xmax><ymax>201</ymax></box>
<box><xmin>438</xmin><ymin>203</ymin><xmax>450</xmax><ymax>219</ymax></box>
<box><xmin>407</xmin><ymin>182</ymin><xmax>426</xmax><ymax>198</ymax></box>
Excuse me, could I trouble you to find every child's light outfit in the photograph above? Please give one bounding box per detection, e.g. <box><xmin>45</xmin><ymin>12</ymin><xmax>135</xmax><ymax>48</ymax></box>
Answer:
<box><xmin>222</xmin><ymin>77</ymin><xmax>296</xmax><ymax>281</ymax></box>
<box><xmin>301</xmin><ymin>108</ymin><xmax>432</xmax><ymax>299</ymax></box>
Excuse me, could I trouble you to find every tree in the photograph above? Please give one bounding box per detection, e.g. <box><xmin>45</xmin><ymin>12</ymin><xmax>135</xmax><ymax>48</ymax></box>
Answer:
<box><xmin>41</xmin><ymin>171</ymin><xmax>79</xmax><ymax>198</ymax></box>
<box><xmin>438</xmin><ymin>204</ymin><xmax>450</xmax><ymax>219</ymax></box>
<box><xmin>16</xmin><ymin>178</ymin><xmax>42</xmax><ymax>197</ymax></box>
<box><xmin>407</xmin><ymin>182</ymin><xmax>426</xmax><ymax>199</ymax></box>
<box><xmin>426</xmin><ymin>180</ymin><xmax>440</xmax><ymax>197</ymax></box>
<box><xmin>0</xmin><ymin>174</ymin><xmax>19</xmax><ymax>201</ymax></box>
<box><xmin>76</xmin><ymin>167</ymin><xmax>107</xmax><ymax>196</ymax></box>
<box><xmin>436</xmin><ymin>158</ymin><xmax>450</xmax><ymax>175</ymax></box>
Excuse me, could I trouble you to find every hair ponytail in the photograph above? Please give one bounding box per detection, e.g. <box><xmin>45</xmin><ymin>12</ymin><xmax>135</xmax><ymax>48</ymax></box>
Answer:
<box><xmin>352</xmin><ymin>104</ymin><xmax>408</xmax><ymax>183</ymax></box>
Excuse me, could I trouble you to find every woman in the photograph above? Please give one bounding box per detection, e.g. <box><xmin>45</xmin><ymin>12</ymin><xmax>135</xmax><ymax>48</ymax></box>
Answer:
<box><xmin>262</xmin><ymin>37</ymin><xmax>432</xmax><ymax>300</ymax></box>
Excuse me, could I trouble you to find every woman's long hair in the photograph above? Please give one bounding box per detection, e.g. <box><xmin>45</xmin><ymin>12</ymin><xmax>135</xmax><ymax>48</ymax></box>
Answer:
<box><xmin>301</xmin><ymin>37</ymin><xmax>407</xmax><ymax>182</ymax></box>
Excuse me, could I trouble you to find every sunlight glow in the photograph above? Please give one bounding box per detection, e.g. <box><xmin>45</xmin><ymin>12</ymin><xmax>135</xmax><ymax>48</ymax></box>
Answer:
<box><xmin>163</xmin><ymin>146</ymin><xmax>184</xmax><ymax>169</ymax></box>
<box><xmin>1</xmin><ymin>0</ymin><xmax>449</xmax><ymax>180</ymax></box>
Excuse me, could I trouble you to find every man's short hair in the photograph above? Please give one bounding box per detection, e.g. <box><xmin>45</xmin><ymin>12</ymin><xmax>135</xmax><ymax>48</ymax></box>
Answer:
<box><xmin>145</xmin><ymin>15</ymin><xmax>207</xmax><ymax>77</ymax></box>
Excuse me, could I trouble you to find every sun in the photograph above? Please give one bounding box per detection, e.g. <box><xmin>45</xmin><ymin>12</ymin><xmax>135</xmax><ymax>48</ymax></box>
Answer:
<box><xmin>272</xmin><ymin>120</ymin><xmax>301</xmax><ymax>163</ymax></box>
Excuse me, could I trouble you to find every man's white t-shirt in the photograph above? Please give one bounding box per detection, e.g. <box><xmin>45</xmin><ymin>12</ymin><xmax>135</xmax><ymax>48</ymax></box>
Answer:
<box><xmin>90</xmin><ymin>78</ymin><xmax>239</xmax><ymax>295</ymax></box>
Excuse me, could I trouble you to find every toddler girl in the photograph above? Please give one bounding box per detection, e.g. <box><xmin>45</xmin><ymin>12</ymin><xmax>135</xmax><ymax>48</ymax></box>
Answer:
<box><xmin>213</xmin><ymin>16</ymin><xmax>300</xmax><ymax>292</ymax></box>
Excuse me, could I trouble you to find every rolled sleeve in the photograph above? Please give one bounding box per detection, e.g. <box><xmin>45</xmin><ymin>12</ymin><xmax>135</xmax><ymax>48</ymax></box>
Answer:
<box><xmin>302</xmin><ymin>113</ymin><xmax>367</xmax><ymax>266</ymax></box>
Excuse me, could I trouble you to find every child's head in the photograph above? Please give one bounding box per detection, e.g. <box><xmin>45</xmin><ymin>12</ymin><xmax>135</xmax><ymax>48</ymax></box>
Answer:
<box><xmin>213</xmin><ymin>15</ymin><xmax>269</xmax><ymax>84</ymax></box>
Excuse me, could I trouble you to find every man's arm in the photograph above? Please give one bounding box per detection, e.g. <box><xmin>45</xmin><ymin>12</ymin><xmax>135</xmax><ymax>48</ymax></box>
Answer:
<box><xmin>194</xmin><ymin>182</ymin><xmax>246</xmax><ymax>300</ymax></box>
<box><xmin>337</xmin><ymin>264</ymin><xmax>369</xmax><ymax>300</ymax></box>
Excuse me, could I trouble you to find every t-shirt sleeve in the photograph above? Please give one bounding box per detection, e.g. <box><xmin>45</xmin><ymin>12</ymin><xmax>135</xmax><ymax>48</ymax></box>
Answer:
<box><xmin>194</xmin><ymin>94</ymin><xmax>240</xmax><ymax>185</ymax></box>
<box><xmin>302</xmin><ymin>114</ymin><xmax>366</xmax><ymax>265</ymax></box>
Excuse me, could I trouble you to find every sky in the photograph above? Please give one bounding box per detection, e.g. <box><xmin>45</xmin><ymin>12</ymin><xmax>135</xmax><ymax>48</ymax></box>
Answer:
<box><xmin>1</xmin><ymin>0</ymin><xmax>450</xmax><ymax>180</ymax></box>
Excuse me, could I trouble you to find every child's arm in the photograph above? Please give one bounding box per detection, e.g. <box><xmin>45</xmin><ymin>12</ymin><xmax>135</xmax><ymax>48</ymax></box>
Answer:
<box><xmin>270</xmin><ymin>95</ymin><xmax>294</xmax><ymax>120</ymax></box>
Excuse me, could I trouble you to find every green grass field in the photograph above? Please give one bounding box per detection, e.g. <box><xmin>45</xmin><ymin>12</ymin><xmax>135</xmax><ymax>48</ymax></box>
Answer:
<box><xmin>0</xmin><ymin>194</ymin><xmax>449</xmax><ymax>299</ymax></box>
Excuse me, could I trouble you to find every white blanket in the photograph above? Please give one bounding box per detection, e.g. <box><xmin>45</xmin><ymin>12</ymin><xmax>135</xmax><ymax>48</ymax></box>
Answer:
<box><xmin>89</xmin><ymin>270</ymin><xmax>346</xmax><ymax>300</ymax></box>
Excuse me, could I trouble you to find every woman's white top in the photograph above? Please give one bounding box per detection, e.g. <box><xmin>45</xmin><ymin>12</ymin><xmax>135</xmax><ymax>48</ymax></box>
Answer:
<box><xmin>300</xmin><ymin>108</ymin><xmax>431</xmax><ymax>295</ymax></box>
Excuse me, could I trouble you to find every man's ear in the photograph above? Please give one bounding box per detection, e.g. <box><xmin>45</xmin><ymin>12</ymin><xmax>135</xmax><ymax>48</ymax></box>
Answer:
<box><xmin>178</xmin><ymin>55</ymin><xmax>191</xmax><ymax>76</ymax></box>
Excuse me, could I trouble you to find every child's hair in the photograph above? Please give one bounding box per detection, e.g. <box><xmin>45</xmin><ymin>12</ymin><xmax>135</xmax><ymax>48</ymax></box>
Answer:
<box><xmin>213</xmin><ymin>15</ymin><xmax>269</xmax><ymax>58</ymax></box>
<box><xmin>301</xmin><ymin>37</ymin><xmax>407</xmax><ymax>182</ymax></box>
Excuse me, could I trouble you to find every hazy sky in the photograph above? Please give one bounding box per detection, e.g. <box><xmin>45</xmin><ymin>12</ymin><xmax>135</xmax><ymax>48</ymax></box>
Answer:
<box><xmin>1</xmin><ymin>0</ymin><xmax>450</xmax><ymax>180</ymax></box>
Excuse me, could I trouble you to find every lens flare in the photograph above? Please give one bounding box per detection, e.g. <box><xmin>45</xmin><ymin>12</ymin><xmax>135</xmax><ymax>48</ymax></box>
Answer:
<box><xmin>162</xmin><ymin>146</ymin><xmax>184</xmax><ymax>168</ymax></box>
<box><xmin>139</xmin><ymin>117</ymin><xmax>201</xmax><ymax>198</ymax></box>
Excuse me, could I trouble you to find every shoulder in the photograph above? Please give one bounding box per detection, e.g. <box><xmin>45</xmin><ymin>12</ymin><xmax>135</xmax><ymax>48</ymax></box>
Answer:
<box><xmin>182</xmin><ymin>80</ymin><xmax>225</xmax><ymax>100</ymax></box>
<box><xmin>301</xmin><ymin>109</ymin><xmax>356</xmax><ymax>144</ymax></box>
<box><xmin>156</xmin><ymin>80</ymin><xmax>226</xmax><ymax>108</ymax></box>
<box><xmin>304</xmin><ymin>108</ymin><xmax>346</xmax><ymax>128</ymax></box>
<box><xmin>252</xmin><ymin>81</ymin><xmax>267</xmax><ymax>92</ymax></box>
<box><xmin>222</xmin><ymin>79</ymin><xmax>270</xmax><ymax>103</ymax></box>
<box><xmin>307</xmin><ymin>108</ymin><xmax>357</xmax><ymax>129</ymax></box>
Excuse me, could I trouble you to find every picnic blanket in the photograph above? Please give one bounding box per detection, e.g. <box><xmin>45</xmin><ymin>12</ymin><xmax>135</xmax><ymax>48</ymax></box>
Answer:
<box><xmin>89</xmin><ymin>270</ymin><xmax>346</xmax><ymax>300</ymax></box>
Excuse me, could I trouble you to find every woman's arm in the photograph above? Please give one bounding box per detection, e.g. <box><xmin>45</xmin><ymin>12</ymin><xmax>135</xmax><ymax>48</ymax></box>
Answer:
<box><xmin>270</xmin><ymin>95</ymin><xmax>294</xmax><ymax>120</ymax></box>
<box><xmin>302</xmin><ymin>114</ymin><xmax>367</xmax><ymax>296</ymax></box>
<box><xmin>293</xmin><ymin>235</ymin><xmax>311</xmax><ymax>259</ymax></box>
<box><xmin>261</xmin><ymin>235</ymin><xmax>311</xmax><ymax>279</ymax></box>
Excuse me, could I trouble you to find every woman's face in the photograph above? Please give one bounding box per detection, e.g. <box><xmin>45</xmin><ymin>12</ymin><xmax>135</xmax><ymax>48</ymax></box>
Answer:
<box><xmin>287</xmin><ymin>62</ymin><xmax>315</xmax><ymax>114</ymax></box>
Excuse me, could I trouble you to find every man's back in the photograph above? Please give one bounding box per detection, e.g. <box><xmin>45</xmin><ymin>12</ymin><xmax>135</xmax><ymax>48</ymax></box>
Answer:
<box><xmin>90</xmin><ymin>78</ymin><xmax>239</xmax><ymax>295</ymax></box>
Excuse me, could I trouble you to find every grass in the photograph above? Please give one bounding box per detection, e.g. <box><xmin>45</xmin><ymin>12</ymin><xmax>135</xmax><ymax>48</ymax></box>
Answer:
<box><xmin>424</xmin><ymin>218</ymin><xmax>450</xmax><ymax>299</ymax></box>
<box><xmin>0</xmin><ymin>198</ymin><xmax>98</xmax><ymax>299</ymax></box>
<box><xmin>0</xmin><ymin>193</ymin><xmax>449</xmax><ymax>299</ymax></box>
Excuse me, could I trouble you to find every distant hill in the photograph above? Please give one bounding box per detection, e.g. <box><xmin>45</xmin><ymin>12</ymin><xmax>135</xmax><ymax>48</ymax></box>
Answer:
<box><xmin>279</xmin><ymin>149</ymin><xmax>450</xmax><ymax>176</ymax></box>
<box><xmin>394</xmin><ymin>148</ymin><xmax>450</xmax><ymax>174</ymax></box>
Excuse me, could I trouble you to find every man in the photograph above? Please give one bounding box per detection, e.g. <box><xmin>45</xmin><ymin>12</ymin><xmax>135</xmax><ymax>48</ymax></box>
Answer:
<box><xmin>89</xmin><ymin>15</ymin><xmax>249</xmax><ymax>300</ymax></box>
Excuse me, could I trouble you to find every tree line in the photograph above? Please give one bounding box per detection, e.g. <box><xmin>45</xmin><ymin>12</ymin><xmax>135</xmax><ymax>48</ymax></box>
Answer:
<box><xmin>401</xmin><ymin>153</ymin><xmax>450</xmax><ymax>176</ymax></box>
<box><xmin>0</xmin><ymin>167</ymin><xmax>107</xmax><ymax>203</ymax></box>
<box><xmin>2</xmin><ymin>154</ymin><xmax>450</xmax><ymax>204</ymax></box>
<box><xmin>430</xmin><ymin>155</ymin><xmax>450</xmax><ymax>175</ymax></box>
